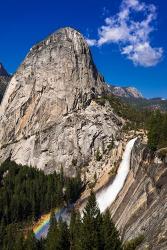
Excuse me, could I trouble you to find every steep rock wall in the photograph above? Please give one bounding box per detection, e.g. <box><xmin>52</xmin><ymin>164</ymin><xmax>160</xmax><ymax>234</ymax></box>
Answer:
<box><xmin>110</xmin><ymin>139</ymin><xmax>167</xmax><ymax>249</ymax></box>
<box><xmin>0</xmin><ymin>27</ymin><xmax>122</xmax><ymax>175</ymax></box>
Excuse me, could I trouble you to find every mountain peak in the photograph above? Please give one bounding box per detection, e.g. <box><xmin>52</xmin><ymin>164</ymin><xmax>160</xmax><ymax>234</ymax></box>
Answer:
<box><xmin>0</xmin><ymin>63</ymin><xmax>9</xmax><ymax>77</ymax></box>
<box><xmin>56</xmin><ymin>26</ymin><xmax>82</xmax><ymax>35</ymax></box>
<box><xmin>0</xmin><ymin>27</ymin><xmax>107</xmax><ymax>172</ymax></box>
<box><xmin>125</xmin><ymin>87</ymin><xmax>143</xmax><ymax>98</ymax></box>
<box><xmin>30</xmin><ymin>27</ymin><xmax>89</xmax><ymax>57</ymax></box>
<box><xmin>109</xmin><ymin>85</ymin><xmax>143</xmax><ymax>99</ymax></box>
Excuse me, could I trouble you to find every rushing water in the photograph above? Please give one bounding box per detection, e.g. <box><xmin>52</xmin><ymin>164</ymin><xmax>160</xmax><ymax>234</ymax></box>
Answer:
<box><xmin>34</xmin><ymin>138</ymin><xmax>137</xmax><ymax>239</ymax></box>
<box><xmin>96</xmin><ymin>138</ymin><xmax>137</xmax><ymax>213</ymax></box>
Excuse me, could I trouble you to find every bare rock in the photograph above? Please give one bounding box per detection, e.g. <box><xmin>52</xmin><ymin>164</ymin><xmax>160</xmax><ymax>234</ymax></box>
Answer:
<box><xmin>110</xmin><ymin>139</ymin><xmax>167</xmax><ymax>249</ymax></box>
<box><xmin>0</xmin><ymin>63</ymin><xmax>11</xmax><ymax>103</ymax></box>
<box><xmin>109</xmin><ymin>85</ymin><xmax>143</xmax><ymax>99</ymax></box>
<box><xmin>0</xmin><ymin>27</ymin><xmax>121</xmax><ymax>175</ymax></box>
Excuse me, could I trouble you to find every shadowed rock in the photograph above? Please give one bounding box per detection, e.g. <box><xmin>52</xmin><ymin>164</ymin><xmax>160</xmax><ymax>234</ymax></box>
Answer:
<box><xmin>0</xmin><ymin>63</ymin><xmax>11</xmax><ymax>103</ymax></box>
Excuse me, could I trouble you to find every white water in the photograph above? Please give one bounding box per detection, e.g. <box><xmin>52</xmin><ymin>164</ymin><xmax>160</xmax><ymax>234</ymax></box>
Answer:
<box><xmin>36</xmin><ymin>138</ymin><xmax>138</xmax><ymax>239</ymax></box>
<box><xmin>96</xmin><ymin>138</ymin><xmax>137</xmax><ymax>213</ymax></box>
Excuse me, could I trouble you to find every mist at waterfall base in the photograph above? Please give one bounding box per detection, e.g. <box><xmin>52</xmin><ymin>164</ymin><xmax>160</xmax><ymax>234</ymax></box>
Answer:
<box><xmin>34</xmin><ymin>206</ymin><xmax>73</xmax><ymax>240</ymax></box>
<box><xmin>34</xmin><ymin>138</ymin><xmax>137</xmax><ymax>239</ymax></box>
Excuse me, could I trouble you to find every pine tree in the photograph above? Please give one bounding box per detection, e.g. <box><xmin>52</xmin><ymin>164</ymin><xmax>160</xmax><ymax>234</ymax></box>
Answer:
<box><xmin>56</xmin><ymin>219</ymin><xmax>70</xmax><ymax>250</ymax></box>
<box><xmin>13</xmin><ymin>232</ymin><xmax>24</xmax><ymax>250</ymax></box>
<box><xmin>102</xmin><ymin>210</ymin><xmax>122</xmax><ymax>250</ymax></box>
<box><xmin>147</xmin><ymin>110</ymin><xmax>163</xmax><ymax>150</ymax></box>
<box><xmin>46</xmin><ymin>210</ymin><xmax>58</xmax><ymax>250</ymax></box>
<box><xmin>0</xmin><ymin>219</ymin><xmax>5</xmax><ymax>248</ymax></box>
<box><xmin>2</xmin><ymin>224</ymin><xmax>16</xmax><ymax>250</ymax></box>
<box><xmin>24</xmin><ymin>231</ymin><xmax>38</xmax><ymax>250</ymax></box>
<box><xmin>81</xmin><ymin>191</ymin><xmax>102</xmax><ymax>250</ymax></box>
<box><xmin>70</xmin><ymin>210</ymin><xmax>82</xmax><ymax>250</ymax></box>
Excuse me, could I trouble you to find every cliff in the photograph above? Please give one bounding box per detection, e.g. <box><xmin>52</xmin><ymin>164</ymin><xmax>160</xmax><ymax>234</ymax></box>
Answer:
<box><xmin>110</xmin><ymin>139</ymin><xmax>167</xmax><ymax>249</ymax></box>
<box><xmin>0</xmin><ymin>27</ymin><xmax>122</xmax><ymax>176</ymax></box>
<box><xmin>0</xmin><ymin>63</ymin><xmax>11</xmax><ymax>103</ymax></box>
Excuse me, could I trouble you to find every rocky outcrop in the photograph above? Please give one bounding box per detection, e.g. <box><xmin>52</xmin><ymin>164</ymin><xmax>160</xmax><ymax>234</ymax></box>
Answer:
<box><xmin>0</xmin><ymin>63</ymin><xmax>9</xmax><ymax>77</ymax></box>
<box><xmin>0</xmin><ymin>27</ymin><xmax>123</xmax><ymax>175</ymax></box>
<box><xmin>109</xmin><ymin>86</ymin><xmax>143</xmax><ymax>99</ymax></box>
<box><xmin>0</xmin><ymin>76</ymin><xmax>10</xmax><ymax>103</ymax></box>
<box><xmin>0</xmin><ymin>63</ymin><xmax>11</xmax><ymax>103</ymax></box>
<box><xmin>110</xmin><ymin>139</ymin><xmax>167</xmax><ymax>249</ymax></box>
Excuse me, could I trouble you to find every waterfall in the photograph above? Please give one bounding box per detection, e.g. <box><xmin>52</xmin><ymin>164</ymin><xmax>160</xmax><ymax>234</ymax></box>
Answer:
<box><xmin>34</xmin><ymin>138</ymin><xmax>137</xmax><ymax>239</ymax></box>
<box><xmin>96</xmin><ymin>138</ymin><xmax>137</xmax><ymax>213</ymax></box>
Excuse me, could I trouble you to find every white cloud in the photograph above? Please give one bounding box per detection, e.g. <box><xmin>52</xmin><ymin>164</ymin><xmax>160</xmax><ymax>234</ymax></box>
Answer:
<box><xmin>122</xmin><ymin>43</ymin><xmax>163</xmax><ymax>67</ymax></box>
<box><xmin>87</xmin><ymin>0</ymin><xmax>163</xmax><ymax>67</ymax></box>
<box><xmin>86</xmin><ymin>38</ymin><xmax>97</xmax><ymax>46</ymax></box>
<box><xmin>98</xmin><ymin>21</ymin><xmax>129</xmax><ymax>45</ymax></box>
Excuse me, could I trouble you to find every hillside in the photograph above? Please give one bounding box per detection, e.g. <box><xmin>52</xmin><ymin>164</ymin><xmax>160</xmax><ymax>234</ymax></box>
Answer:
<box><xmin>121</xmin><ymin>96</ymin><xmax>167</xmax><ymax>111</ymax></box>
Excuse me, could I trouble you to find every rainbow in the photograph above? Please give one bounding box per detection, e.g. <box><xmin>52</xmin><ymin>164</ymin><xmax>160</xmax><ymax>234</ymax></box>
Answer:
<box><xmin>33</xmin><ymin>211</ymin><xmax>53</xmax><ymax>239</ymax></box>
<box><xmin>33</xmin><ymin>206</ymin><xmax>73</xmax><ymax>239</ymax></box>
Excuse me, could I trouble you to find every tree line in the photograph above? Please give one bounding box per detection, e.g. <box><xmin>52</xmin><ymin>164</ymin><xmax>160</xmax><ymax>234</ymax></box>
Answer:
<box><xmin>0</xmin><ymin>160</ymin><xmax>82</xmax><ymax>249</ymax></box>
<box><xmin>1</xmin><ymin>192</ymin><xmax>123</xmax><ymax>250</ymax></box>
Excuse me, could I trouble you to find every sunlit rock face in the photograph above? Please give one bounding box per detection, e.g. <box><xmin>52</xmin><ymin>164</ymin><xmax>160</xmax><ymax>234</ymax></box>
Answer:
<box><xmin>109</xmin><ymin>86</ymin><xmax>143</xmax><ymax>99</ymax></box>
<box><xmin>0</xmin><ymin>27</ymin><xmax>123</xmax><ymax>175</ymax></box>
<box><xmin>110</xmin><ymin>139</ymin><xmax>167</xmax><ymax>250</ymax></box>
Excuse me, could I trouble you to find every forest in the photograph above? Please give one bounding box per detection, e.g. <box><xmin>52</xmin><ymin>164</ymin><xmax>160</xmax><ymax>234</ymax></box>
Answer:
<box><xmin>0</xmin><ymin>161</ymin><xmax>143</xmax><ymax>250</ymax></box>
<box><xmin>0</xmin><ymin>160</ymin><xmax>82</xmax><ymax>249</ymax></box>
<box><xmin>0</xmin><ymin>191</ymin><xmax>124</xmax><ymax>250</ymax></box>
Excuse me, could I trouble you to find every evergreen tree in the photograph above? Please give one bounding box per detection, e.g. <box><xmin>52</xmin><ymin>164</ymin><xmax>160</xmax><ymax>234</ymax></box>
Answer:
<box><xmin>56</xmin><ymin>219</ymin><xmax>70</xmax><ymax>250</ymax></box>
<box><xmin>70</xmin><ymin>210</ymin><xmax>82</xmax><ymax>250</ymax></box>
<box><xmin>2</xmin><ymin>224</ymin><xmax>16</xmax><ymax>250</ymax></box>
<box><xmin>13</xmin><ymin>232</ymin><xmax>25</xmax><ymax>250</ymax></box>
<box><xmin>46</xmin><ymin>210</ymin><xmax>58</xmax><ymax>250</ymax></box>
<box><xmin>0</xmin><ymin>219</ymin><xmax>5</xmax><ymax>248</ymax></box>
<box><xmin>147</xmin><ymin>110</ymin><xmax>162</xmax><ymax>150</ymax></box>
<box><xmin>81</xmin><ymin>191</ymin><xmax>102</xmax><ymax>250</ymax></box>
<box><xmin>102</xmin><ymin>210</ymin><xmax>122</xmax><ymax>250</ymax></box>
<box><xmin>0</xmin><ymin>160</ymin><xmax>82</xmax><ymax>228</ymax></box>
<box><xmin>24</xmin><ymin>231</ymin><xmax>38</xmax><ymax>250</ymax></box>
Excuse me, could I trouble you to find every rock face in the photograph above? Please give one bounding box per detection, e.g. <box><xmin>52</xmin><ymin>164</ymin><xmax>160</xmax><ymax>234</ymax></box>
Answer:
<box><xmin>109</xmin><ymin>86</ymin><xmax>143</xmax><ymax>99</ymax></box>
<box><xmin>0</xmin><ymin>76</ymin><xmax>10</xmax><ymax>103</ymax></box>
<box><xmin>0</xmin><ymin>63</ymin><xmax>11</xmax><ymax>103</ymax></box>
<box><xmin>0</xmin><ymin>63</ymin><xmax>9</xmax><ymax>77</ymax></box>
<box><xmin>110</xmin><ymin>139</ymin><xmax>167</xmax><ymax>249</ymax></box>
<box><xmin>0</xmin><ymin>27</ymin><xmax>122</xmax><ymax>175</ymax></box>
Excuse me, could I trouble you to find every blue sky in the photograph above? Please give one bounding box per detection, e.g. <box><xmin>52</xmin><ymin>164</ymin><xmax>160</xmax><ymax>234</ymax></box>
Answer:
<box><xmin>0</xmin><ymin>0</ymin><xmax>166</xmax><ymax>98</ymax></box>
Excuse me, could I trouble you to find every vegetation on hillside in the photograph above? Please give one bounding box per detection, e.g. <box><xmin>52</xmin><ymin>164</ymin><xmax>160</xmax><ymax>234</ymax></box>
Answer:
<box><xmin>95</xmin><ymin>94</ymin><xmax>167</xmax><ymax>152</ymax></box>
<box><xmin>147</xmin><ymin>110</ymin><xmax>167</xmax><ymax>151</ymax></box>
<box><xmin>123</xmin><ymin>235</ymin><xmax>144</xmax><ymax>250</ymax></box>
<box><xmin>0</xmin><ymin>160</ymin><xmax>82</xmax><ymax>225</ymax></box>
<box><xmin>0</xmin><ymin>160</ymin><xmax>82</xmax><ymax>249</ymax></box>
<box><xmin>0</xmin><ymin>181</ymin><xmax>124</xmax><ymax>250</ymax></box>
<box><xmin>95</xmin><ymin>94</ymin><xmax>151</xmax><ymax>130</ymax></box>
<box><xmin>121</xmin><ymin>96</ymin><xmax>167</xmax><ymax>112</ymax></box>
